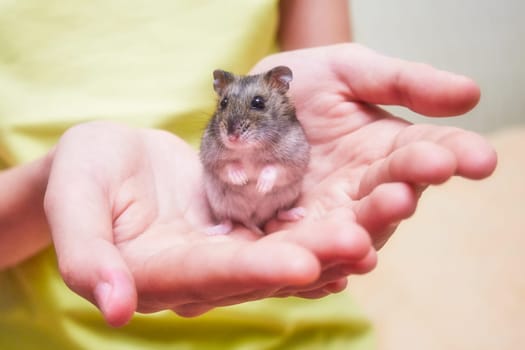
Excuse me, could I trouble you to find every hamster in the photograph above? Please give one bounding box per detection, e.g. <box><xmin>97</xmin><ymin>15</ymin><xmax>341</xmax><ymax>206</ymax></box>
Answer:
<box><xmin>199</xmin><ymin>66</ymin><xmax>310</xmax><ymax>235</ymax></box>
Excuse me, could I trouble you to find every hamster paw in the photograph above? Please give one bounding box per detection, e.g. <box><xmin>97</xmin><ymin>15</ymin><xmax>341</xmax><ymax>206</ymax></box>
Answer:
<box><xmin>205</xmin><ymin>220</ymin><xmax>233</xmax><ymax>235</ymax></box>
<box><xmin>227</xmin><ymin>165</ymin><xmax>248</xmax><ymax>186</ymax></box>
<box><xmin>256</xmin><ymin>165</ymin><xmax>278</xmax><ymax>194</ymax></box>
<box><xmin>244</xmin><ymin>223</ymin><xmax>265</xmax><ymax>236</ymax></box>
<box><xmin>277</xmin><ymin>207</ymin><xmax>306</xmax><ymax>222</ymax></box>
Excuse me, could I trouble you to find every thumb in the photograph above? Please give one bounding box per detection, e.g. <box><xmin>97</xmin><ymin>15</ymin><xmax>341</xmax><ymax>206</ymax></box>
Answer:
<box><xmin>44</xmin><ymin>171</ymin><xmax>137</xmax><ymax>327</ymax></box>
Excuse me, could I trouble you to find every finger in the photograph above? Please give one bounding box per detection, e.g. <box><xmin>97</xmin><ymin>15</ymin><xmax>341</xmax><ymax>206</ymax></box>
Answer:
<box><xmin>265</xmin><ymin>208</ymin><xmax>373</xmax><ymax>267</ymax></box>
<box><xmin>172</xmin><ymin>304</ymin><xmax>215</xmax><ymax>318</ymax></box>
<box><xmin>395</xmin><ymin>124</ymin><xmax>498</xmax><ymax>179</ymax></box>
<box><xmin>172</xmin><ymin>286</ymin><xmax>280</xmax><ymax>315</ymax></box>
<box><xmin>323</xmin><ymin>278</ymin><xmax>349</xmax><ymax>294</ymax></box>
<box><xmin>171</xmin><ymin>279</ymin><xmax>341</xmax><ymax>314</ymax></box>
<box><xmin>277</xmin><ymin>249</ymin><xmax>377</xmax><ymax>297</ymax></box>
<box><xmin>339</xmin><ymin>248</ymin><xmax>378</xmax><ymax>275</ymax></box>
<box><xmin>358</xmin><ymin>141</ymin><xmax>457</xmax><ymax>198</ymax></box>
<box><xmin>171</xmin><ymin>272</ymin><xmax>353</xmax><ymax>311</ymax></box>
<box><xmin>45</xmin><ymin>171</ymin><xmax>137</xmax><ymax>327</ymax></box>
<box><xmin>354</xmin><ymin>182</ymin><xmax>418</xmax><ymax>249</ymax></box>
<box><xmin>294</xmin><ymin>289</ymin><xmax>332</xmax><ymax>299</ymax></box>
<box><xmin>334</xmin><ymin>44</ymin><xmax>481</xmax><ymax>117</ymax></box>
<box><xmin>44</xmin><ymin>129</ymin><xmax>137</xmax><ymax>327</ymax></box>
<box><xmin>134</xmin><ymin>239</ymin><xmax>320</xmax><ymax>308</ymax></box>
<box><xmin>281</xmin><ymin>278</ymin><xmax>348</xmax><ymax>299</ymax></box>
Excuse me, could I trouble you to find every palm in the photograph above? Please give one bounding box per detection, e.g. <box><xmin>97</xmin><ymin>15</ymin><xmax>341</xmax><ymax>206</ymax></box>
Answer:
<box><xmin>255</xmin><ymin>44</ymin><xmax>496</xmax><ymax>248</ymax></box>
<box><xmin>120</xmin><ymin>128</ymin><xmax>375</xmax><ymax>310</ymax></box>
<box><xmin>46</xmin><ymin>122</ymin><xmax>373</xmax><ymax>326</ymax></box>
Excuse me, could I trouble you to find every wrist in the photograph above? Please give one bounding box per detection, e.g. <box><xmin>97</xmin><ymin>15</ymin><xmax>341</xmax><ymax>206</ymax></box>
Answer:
<box><xmin>0</xmin><ymin>149</ymin><xmax>55</xmax><ymax>268</ymax></box>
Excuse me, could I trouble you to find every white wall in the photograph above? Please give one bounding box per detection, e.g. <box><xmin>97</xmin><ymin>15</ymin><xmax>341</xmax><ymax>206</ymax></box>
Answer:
<box><xmin>352</xmin><ymin>0</ymin><xmax>525</xmax><ymax>132</ymax></box>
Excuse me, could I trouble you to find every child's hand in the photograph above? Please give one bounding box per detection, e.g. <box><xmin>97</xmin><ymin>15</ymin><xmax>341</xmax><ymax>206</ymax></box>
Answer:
<box><xmin>253</xmin><ymin>43</ymin><xmax>497</xmax><ymax>249</ymax></box>
<box><xmin>44</xmin><ymin>122</ymin><xmax>374</xmax><ymax>327</ymax></box>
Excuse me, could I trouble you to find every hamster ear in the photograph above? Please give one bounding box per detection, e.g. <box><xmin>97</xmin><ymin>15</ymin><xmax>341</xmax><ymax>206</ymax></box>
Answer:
<box><xmin>264</xmin><ymin>66</ymin><xmax>293</xmax><ymax>93</ymax></box>
<box><xmin>213</xmin><ymin>70</ymin><xmax>235</xmax><ymax>95</ymax></box>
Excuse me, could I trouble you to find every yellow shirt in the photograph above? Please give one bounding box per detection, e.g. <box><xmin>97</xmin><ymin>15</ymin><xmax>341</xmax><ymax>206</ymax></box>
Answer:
<box><xmin>0</xmin><ymin>1</ymin><xmax>374</xmax><ymax>348</ymax></box>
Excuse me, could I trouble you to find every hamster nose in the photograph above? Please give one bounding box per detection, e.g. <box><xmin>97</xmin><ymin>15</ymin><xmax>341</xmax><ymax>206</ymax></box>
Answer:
<box><xmin>226</xmin><ymin>120</ymin><xmax>241</xmax><ymax>141</ymax></box>
<box><xmin>228</xmin><ymin>133</ymin><xmax>240</xmax><ymax>142</ymax></box>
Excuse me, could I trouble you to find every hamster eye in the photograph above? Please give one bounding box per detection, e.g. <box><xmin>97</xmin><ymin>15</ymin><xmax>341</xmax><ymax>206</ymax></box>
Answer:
<box><xmin>220</xmin><ymin>97</ymin><xmax>228</xmax><ymax>109</ymax></box>
<box><xmin>250</xmin><ymin>96</ymin><xmax>265</xmax><ymax>110</ymax></box>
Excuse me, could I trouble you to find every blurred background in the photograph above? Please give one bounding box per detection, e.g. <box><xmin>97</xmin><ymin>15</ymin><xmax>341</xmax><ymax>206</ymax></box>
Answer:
<box><xmin>352</xmin><ymin>0</ymin><xmax>524</xmax><ymax>132</ymax></box>
<box><xmin>347</xmin><ymin>1</ymin><xmax>524</xmax><ymax>350</ymax></box>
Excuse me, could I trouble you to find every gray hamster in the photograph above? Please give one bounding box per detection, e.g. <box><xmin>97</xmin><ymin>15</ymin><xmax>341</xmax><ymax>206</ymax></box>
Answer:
<box><xmin>199</xmin><ymin>66</ymin><xmax>310</xmax><ymax>235</ymax></box>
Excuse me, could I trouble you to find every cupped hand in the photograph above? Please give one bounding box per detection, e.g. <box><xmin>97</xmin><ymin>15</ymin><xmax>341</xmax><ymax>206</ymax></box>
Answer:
<box><xmin>44</xmin><ymin>43</ymin><xmax>498</xmax><ymax>328</ymax></box>
<box><xmin>253</xmin><ymin>43</ymin><xmax>497</xmax><ymax>249</ymax></box>
<box><xmin>44</xmin><ymin>121</ymin><xmax>374</xmax><ymax>327</ymax></box>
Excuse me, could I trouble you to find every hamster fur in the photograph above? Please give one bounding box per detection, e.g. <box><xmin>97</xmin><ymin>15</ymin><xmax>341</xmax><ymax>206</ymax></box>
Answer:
<box><xmin>199</xmin><ymin>66</ymin><xmax>310</xmax><ymax>235</ymax></box>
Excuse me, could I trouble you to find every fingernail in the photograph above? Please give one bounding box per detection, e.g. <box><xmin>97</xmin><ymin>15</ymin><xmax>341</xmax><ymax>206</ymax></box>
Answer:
<box><xmin>94</xmin><ymin>281</ymin><xmax>112</xmax><ymax>315</ymax></box>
